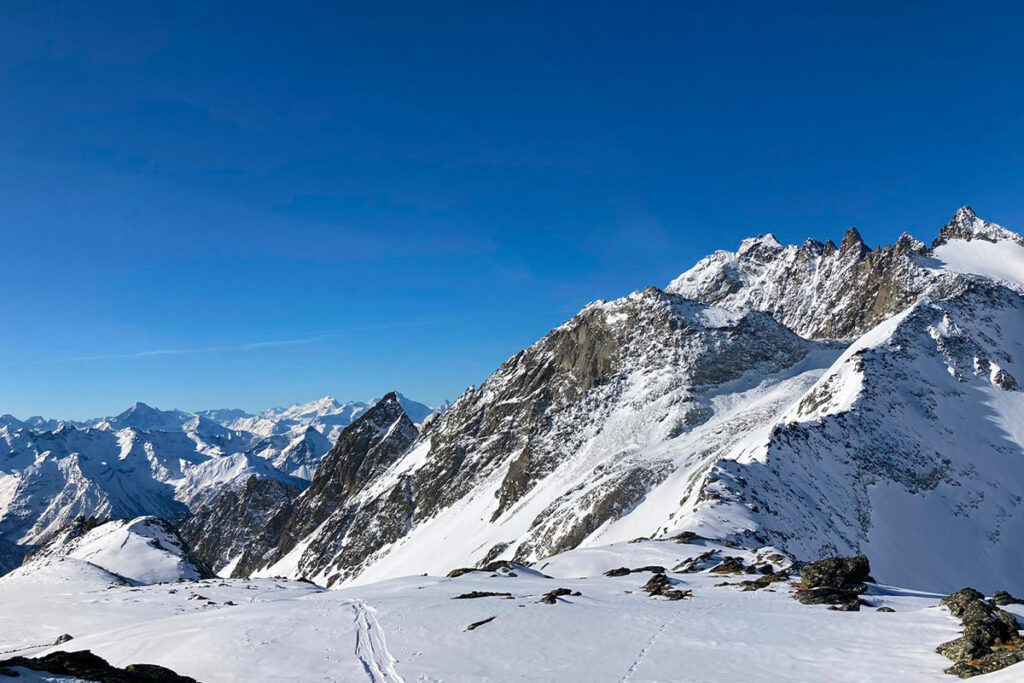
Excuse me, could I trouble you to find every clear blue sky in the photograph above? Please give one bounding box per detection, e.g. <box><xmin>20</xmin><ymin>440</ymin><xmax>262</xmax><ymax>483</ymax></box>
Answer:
<box><xmin>2</xmin><ymin>1</ymin><xmax>1023</xmax><ymax>419</ymax></box>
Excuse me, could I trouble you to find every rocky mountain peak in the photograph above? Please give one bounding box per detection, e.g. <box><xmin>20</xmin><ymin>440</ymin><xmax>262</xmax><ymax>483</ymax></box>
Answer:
<box><xmin>933</xmin><ymin>205</ymin><xmax>1023</xmax><ymax>246</ymax></box>
<box><xmin>894</xmin><ymin>232</ymin><xmax>927</xmax><ymax>254</ymax></box>
<box><xmin>839</xmin><ymin>226</ymin><xmax>869</xmax><ymax>257</ymax></box>
<box><xmin>665</xmin><ymin>207</ymin><xmax>1024</xmax><ymax>340</ymax></box>
<box><xmin>244</xmin><ymin>392</ymin><xmax>420</xmax><ymax>584</ymax></box>
<box><xmin>738</xmin><ymin>233</ymin><xmax>784</xmax><ymax>260</ymax></box>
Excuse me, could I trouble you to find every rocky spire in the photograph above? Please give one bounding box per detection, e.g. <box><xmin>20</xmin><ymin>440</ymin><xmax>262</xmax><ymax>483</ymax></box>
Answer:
<box><xmin>839</xmin><ymin>227</ymin><xmax>869</xmax><ymax>258</ymax></box>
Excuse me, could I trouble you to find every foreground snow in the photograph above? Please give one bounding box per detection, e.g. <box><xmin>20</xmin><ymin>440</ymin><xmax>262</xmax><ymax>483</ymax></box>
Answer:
<box><xmin>3</xmin><ymin>539</ymin><xmax>1022</xmax><ymax>682</ymax></box>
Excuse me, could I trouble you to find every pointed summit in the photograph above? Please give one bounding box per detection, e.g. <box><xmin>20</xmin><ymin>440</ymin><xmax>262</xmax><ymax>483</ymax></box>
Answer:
<box><xmin>933</xmin><ymin>205</ymin><xmax>1023</xmax><ymax>246</ymax></box>
<box><xmin>839</xmin><ymin>227</ymin><xmax>869</xmax><ymax>257</ymax></box>
<box><xmin>953</xmin><ymin>205</ymin><xmax>977</xmax><ymax>222</ymax></box>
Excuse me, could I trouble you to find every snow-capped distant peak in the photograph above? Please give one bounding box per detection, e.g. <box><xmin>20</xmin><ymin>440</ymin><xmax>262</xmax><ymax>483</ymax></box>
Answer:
<box><xmin>738</xmin><ymin>233</ymin><xmax>784</xmax><ymax>256</ymax></box>
<box><xmin>933</xmin><ymin>205</ymin><xmax>1024</xmax><ymax>246</ymax></box>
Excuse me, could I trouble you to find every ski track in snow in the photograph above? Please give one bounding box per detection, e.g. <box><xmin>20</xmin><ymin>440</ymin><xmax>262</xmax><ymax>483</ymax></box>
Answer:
<box><xmin>617</xmin><ymin>608</ymin><xmax>682</xmax><ymax>683</ymax></box>
<box><xmin>351</xmin><ymin>599</ymin><xmax>406</xmax><ymax>683</ymax></box>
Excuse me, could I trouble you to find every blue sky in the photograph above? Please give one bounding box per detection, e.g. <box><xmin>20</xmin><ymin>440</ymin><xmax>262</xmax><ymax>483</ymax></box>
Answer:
<box><xmin>2</xmin><ymin>1</ymin><xmax>1023</xmax><ymax>419</ymax></box>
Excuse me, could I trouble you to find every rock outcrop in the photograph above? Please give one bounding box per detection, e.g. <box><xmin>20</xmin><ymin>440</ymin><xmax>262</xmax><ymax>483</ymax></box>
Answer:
<box><xmin>0</xmin><ymin>649</ymin><xmax>199</xmax><ymax>682</ymax></box>
<box><xmin>936</xmin><ymin>587</ymin><xmax>1024</xmax><ymax>677</ymax></box>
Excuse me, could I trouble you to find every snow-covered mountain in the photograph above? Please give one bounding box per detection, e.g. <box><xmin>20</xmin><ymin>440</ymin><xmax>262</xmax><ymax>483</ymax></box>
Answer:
<box><xmin>3</xmin><ymin>206</ymin><xmax>1024</xmax><ymax>681</ymax></box>
<box><xmin>177</xmin><ymin>207</ymin><xmax>1024</xmax><ymax>597</ymax></box>
<box><xmin>25</xmin><ymin>515</ymin><xmax>212</xmax><ymax>584</ymax></box>
<box><xmin>665</xmin><ymin>206</ymin><xmax>1021</xmax><ymax>339</ymax></box>
<box><xmin>0</xmin><ymin>393</ymin><xmax>437</xmax><ymax>569</ymax></box>
<box><xmin>217</xmin><ymin>393</ymin><xmax>434</xmax><ymax>441</ymax></box>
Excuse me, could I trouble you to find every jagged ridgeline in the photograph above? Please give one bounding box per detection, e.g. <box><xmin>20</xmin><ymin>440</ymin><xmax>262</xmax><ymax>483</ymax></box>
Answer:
<box><xmin>176</xmin><ymin>207</ymin><xmax>1024</xmax><ymax>594</ymax></box>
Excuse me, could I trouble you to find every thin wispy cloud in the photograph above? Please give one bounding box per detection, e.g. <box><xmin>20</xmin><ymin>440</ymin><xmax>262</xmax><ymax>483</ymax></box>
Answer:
<box><xmin>3</xmin><ymin>307</ymin><xmax>582</xmax><ymax>371</ymax></box>
<box><xmin>8</xmin><ymin>334</ymin><xmax>332</xmax><ymax>368</ymax></box>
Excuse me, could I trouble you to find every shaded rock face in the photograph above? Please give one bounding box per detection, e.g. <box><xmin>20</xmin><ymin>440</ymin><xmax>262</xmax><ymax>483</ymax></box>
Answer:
<box><xmin>178</xmin><ymin>475</ymin><xmax>301</xmax><ymax>577</ymax></box>
<box><xmin>250</xmin><ymin>289</ymin><xmax>814</xmax><ymax>584</ymax></box>
<box><xmin>936</xmin><ymin>587</ymin><xmax>1024</xmax><ymax>678</ymax></box>
<box><xmin>411</xmin><ymin>290</ymin><xmax>810</xmax><ymax>567</ymax></box>
<box><xmin>0</xmin><ymin>649</ymin><xmax>199</xmax><ymax>682</ymax></box>
<box><xmin>0</xmin><ymin>535</ymin><xmax>26</xmax><ymax>576</ymax></box>
<box><xmin>257</xmin><ymin>393</ymin><xmax>419</xmax><ymax>585</ymax></box>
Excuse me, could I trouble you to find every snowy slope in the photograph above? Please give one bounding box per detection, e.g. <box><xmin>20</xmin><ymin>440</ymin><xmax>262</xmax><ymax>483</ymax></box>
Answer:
<box><xmin>670</xmin><ymin>284</ymin><xmax>1024</xmax><ymax>593</ymax></box>
<box><xmin>3</xmin><ymin>538</ymin><xmax>1022</xmax><ymax>682</ymax></box>
<box><xmin>258</xmin><ymin>290</ymin><xmax>832</xmax><ymax>586</ymax></box>
<box><xmin>27</xmin><ymin>516</ymin><xmax>210</xmax><ymax>584</ymax></box>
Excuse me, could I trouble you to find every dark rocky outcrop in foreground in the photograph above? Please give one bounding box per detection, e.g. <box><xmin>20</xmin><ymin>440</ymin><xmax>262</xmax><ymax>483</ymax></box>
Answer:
<box><xmin>936</xmin><ymin>588</ymin><xmax>1024</xmax><ymax>678</ymax></box>
<box><xmin>0</xmin><ymin>650</ymin><xmax>199</xmax><ymax>682</ymax></box>
<box><xmin>539</xmin><ymin>587</ymin><xmax>581</xmax><ymax>604</ymax></box>
<box><xmin>452</xmin><ymin>591</ymin><xmax>512</xmax><ymax>600</ymax></box>
<box><xmin>793</xmin><ymin>555</ymin><xmax>871</xmax><ymax>611</ymax></box>
<box><xmin>799</xmin><ymin>555</ymin><xmax>870</xmax><ymax>588</ymax></box>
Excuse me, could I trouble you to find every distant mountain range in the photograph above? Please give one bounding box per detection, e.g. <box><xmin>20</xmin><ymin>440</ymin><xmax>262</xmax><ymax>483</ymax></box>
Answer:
<box><xmin>0</xmin><ymin>394</ymin><xmax>437</xmax><ymax>552</ymax></box>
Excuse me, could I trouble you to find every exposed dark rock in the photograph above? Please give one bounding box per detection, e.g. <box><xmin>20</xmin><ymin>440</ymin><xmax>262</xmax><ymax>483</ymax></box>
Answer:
<box><xmin>991</xmin><ymin>590</ymin><xmax>1024</xmax><ymax>607</ymax></box>
<box><xmin>539</xmin><ymin>587</ymin><xmax>579</xmax><ymax>604</ymax></box>
<box><xmin>466</xmin><ymin>616</ymin><xmax>496</xmax><ymax>631</ymax></box>
<box><xmin>670</xmin><ymin>531</ymin><xmax>707</xmax><ymax>544</ymax></box>
<box><xmin>0</xmin><ymin>650</ymin><xmax>199</xmax><ymax>682</ymax></box>
<box><xmin>452</xmin><ymin>591</ymin><xmax>512</xmax><ymax>600</ymax></box>
<box><xmin>877</xmin><ymin>606</ymin><xmax>895</xmax><ymax>613</ymax></box>
<box><xmin>641</xmin><ymin>573</ymin><xmax>692</xmax><ymax>601</ymax></box>
<box><xmin>477</xmin><ymin>543</ymin><xmax>511</xmax><ymax>567</ymax></box>
<box><xmin>448</xmin><ymin>561</ymin><xmax>529</xmax><ymax>578</ymax></box>
<box><xmin>644</xmin><ymin>574</ymin><xmax>672</xmax><ymax>594</ymax></box>
<box><xmin>709</xmin><ymin>556</ymin><xmax>746</xmax><ymax>574</ymax></box>
<box><xmin>793</xmin><ymin>587</ymin><xmax>862</xmax><ymax>607</ymax></box>
<box><xmin>256</xmin><ymin>394</ymin><xmax>420</xmax><ymax>586</ymax></box>
<box><xmin>604</xmin><ymin>567</ymin><xmax>631</xmax><ymax>577</ymax></box>
<box><xmin>827</xmin><ymin>601</ymin><xmax>861</xmax><ymax>612</ymax></box>
<box><xmin>799</xmin><ymin>556</ymin><xmax>870</xmax><ymax>589</ymax></box>
<box><xmin>674</xmin><ymin>550</ymin><xmax>718</xmax><ymax>573</ymax></box>
<box><xmin>632</xmin><ymin>565</ymin><xmax>666</xmax><ymax>574</ymax></box>
<box><xmin>53</xmin><ymin>633</ymin><xmax>74</xmax><ymax>645</ymax></box>
<box><xmin>179</xmin><ymin>475</ymin><xmax>301</xmax><ymax>578</ymax></box>
<box><xmin>738</xmin><ymin>571</ymin><xmax>790</xmax><ymax>592</ymax></box>
<box><xmin>936</xmin><ymin>587</ymin><xmax>1024</xmax><ymax>678</ymax></box>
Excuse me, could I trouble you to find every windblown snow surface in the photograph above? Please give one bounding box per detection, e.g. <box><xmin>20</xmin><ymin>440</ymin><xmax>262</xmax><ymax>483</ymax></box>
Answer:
<box><xmin>2</xmin><ymin>539</ymin><xmax>1022</xmax><ymax>682</ymax></box>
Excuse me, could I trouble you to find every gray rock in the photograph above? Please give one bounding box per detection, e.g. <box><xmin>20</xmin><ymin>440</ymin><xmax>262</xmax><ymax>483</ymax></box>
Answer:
<box><xmin>936</xmin><ymin>587</ymin><xmax>1024</xmax><ymax>677</ymax></box>
<box><xmin>799</xmin><ymin>556</ymin><xmax>870</xmax><ymax>589</ymax></box>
